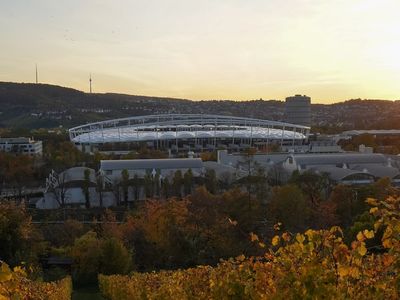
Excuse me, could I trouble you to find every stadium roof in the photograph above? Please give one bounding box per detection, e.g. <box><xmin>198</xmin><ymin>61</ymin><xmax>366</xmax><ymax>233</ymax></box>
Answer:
<box><xmin>69</xmin><ymin>114</ymin><xmax>310</xmax><ymax>144</ymax></box>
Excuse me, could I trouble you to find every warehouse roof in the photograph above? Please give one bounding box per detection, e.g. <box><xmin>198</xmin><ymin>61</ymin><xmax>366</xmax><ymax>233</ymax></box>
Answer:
<box><xmin>100</xmin><ymin>158</ymin><xmax>203</xmax><ymax>171</ymax></box>
<box><xmin>290</xmin><ymin>153</ymin><xmax>387</xmax><ymax>166</ymax></box>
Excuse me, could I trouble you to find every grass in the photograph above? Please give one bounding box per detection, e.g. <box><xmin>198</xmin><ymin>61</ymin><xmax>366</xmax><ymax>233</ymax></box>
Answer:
<box><xmin>72</xmin><ymin>285</ymin><xmax>104</xmax><ymax>300</ymax></box>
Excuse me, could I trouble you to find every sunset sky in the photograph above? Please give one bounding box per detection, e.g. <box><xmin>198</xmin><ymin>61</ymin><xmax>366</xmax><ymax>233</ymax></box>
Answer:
<box><xmin>1</xmin><ymin>0</ymin><xmax>399</xmax><ymax>103</ymax></box>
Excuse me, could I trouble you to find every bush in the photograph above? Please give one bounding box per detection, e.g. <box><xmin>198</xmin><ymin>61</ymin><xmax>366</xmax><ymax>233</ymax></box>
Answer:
<box><xmin>70</xmin><ymin>231</ymin><xmax>132</xmax><ymax>285</ymax></box>
<box><xmin>100</xmin><ymin>238</ymin><xmax>132</xmax><ymax>275</ymax></box>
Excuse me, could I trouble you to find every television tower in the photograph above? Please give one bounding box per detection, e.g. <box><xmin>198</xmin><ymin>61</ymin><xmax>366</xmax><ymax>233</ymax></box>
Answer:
<box><xmin>89</xmin><ymin>73</ymin><xmax>92</xmax><ymax>93</ymax></box>
<box><xmin>35</xmin><ymin>64</ymin><xmax>38</xmax><ymax>84</ymax></box>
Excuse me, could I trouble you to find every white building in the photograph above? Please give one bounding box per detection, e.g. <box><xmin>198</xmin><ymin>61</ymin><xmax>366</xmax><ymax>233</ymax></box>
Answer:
<box><xmin>37</xmin><ymin>167</ymin><xmax>115</xmax><ymax>209</ymax></box>
<box><xmin>282</xmin><ymin>153</ymin><xmax>400</xmax><ymax>185</ymax></box>
<box><xmin>0</xmin><ymin>137</ymin><xmax>43</xmax><ymax>155</ymax></box>
<box><xmin>37</xmin><ymin>159</ymin><xmax>205</xmax><ymax>209</ymax></box>
<box><xmin>69</xmin><ymin>114</ymin><xmax>310</xmax><ymax>153</ymax></box>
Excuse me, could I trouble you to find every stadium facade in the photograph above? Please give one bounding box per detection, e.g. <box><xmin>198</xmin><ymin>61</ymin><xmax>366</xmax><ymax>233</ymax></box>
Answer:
<box><xmin>69</xmin><ymin>114</ymin><xmax>310</xmax><ymax>153</ymax></box>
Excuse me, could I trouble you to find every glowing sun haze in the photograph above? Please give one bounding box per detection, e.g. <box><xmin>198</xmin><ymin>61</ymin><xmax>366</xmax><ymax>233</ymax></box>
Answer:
<box><xmin>1</xmin><ymin>0</ymin><xmax>399</xmax><ymax>103</ymax></box>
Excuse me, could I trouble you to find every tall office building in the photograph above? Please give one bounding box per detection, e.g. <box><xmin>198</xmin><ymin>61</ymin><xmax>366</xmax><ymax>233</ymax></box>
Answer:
<box><xmin>285</xmin><ymin>94</ymin><xmax>311</xmax><ymax>127</ymax></box>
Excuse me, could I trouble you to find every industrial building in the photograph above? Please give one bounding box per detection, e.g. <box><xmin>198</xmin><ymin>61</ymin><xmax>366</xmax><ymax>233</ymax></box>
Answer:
<box><xmin>38</xmin><ymin>159</ymin><xmax>205</xmax><ymax>209</ymax></box>
<box><xmin>100</xmin><ymin>158</ymin><xmax>203</xmax><ymax>181</ymax></box>
<box><xmin>282</xmin><ymin>153</ymin><xmax>400</xmax><ymax>185</ymax></box>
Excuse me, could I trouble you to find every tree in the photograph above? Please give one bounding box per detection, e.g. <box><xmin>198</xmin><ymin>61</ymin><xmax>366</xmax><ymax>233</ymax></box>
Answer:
<box><xmin>135</xmin><ymin>199</ymin><xmax>193</xmax><ymax>269</ymax></box>
<box><xmin>121</xmin><ymin>169</ymin><xmax>130</xmax><ymax>207</ymax></box>
<box><xmin>5</xmin><ymin>154</ymin><xmax>34</xmax><ymax>200</ymax></box>
<box><xmin>45</xmin><ymin>141</ymin><xmax>85</xmax><ymax>170</ymax></box>
<box><xmin>96</xmin><ymin>171</ymin><xmax>105</xmax><ymax>208</ymax></box>
<box><xmin>82</xmin><ymin>169</ymin><xmax>91</xmax><ymax>209</ymax></box>
<box><xmin>0</xmin><ymin>201</ymin><xmax>42</xmax><ymax>266</ymax></box>
<box><xmin>267</xmin><ymin>164</ymin><xmax>288</xmax><ymax>186</ymax></box>
<box><xmin>143</xmin><ymin>171</ymin><xmax>153</xmax><ymax>198</ymax></box>
<box><xmin>204</xmin><ymin>169</ymin><xmax>217</xmax><ymax>194</ymax></box>
<box><xmin>183</xmin><ymin>169</ymin><xmax>193</xmax><ymax>196</ymax></box>
<box><xmin>154</xmin><ymin>171</ymin><xmax>161</xmax><ymax>198</ymax></box>
<box><xmin>132</xmin><ymin>174</ymin><xmax>141</xmax><ymax>201</ymax></box>
<box><xmin>236</xmin><ymin>151</ymin><xmax>268</xmax><ymax>207</ymax></box>
<box><xmin>47</xmin><ymin>171</ymin><xmax>70</xmax><ymax>208</ymax></box>
<box><xmin>290</xmin><ymin>170</ymin><xmax>331</xmax><ymax>207</ymax></box>
<box><xmin>70</xmin><ymin>231</ymin><xmax>103</xmax><ymax>285</ymax></box>
<box><xmin>268</xmin><ymin>185</ymin><xmax>309</xmax><ymax>233</ymax></box>
<box><xmin>112</xmin><ymin>178</ymin><xmax>121</xmax><ymax>206</ymax></box>
<box><xmin>41</xmin><ymin>219</ymin><xmax>87</xmax><ymax>248</ymax></box>
<box><xmin>172</xmin><ymin>170</ymin><xmax>183</xmax><ymax>198</ymax></box>
<box><xmin>70</xmin><ymin>231</ymin><xmax>133</xmax><ymax>286</ymax></box>
<box><xmin>329</xmin><ymin>184</ymin><xmax>354</xmax><ymax>227</ymax></box>
<box><xmin>100</xmin><ymin>238</ymin><xmax>132</xmax><ymax>276</ymax></box>
<box><xmin>162</xmin><ymin>178</ymin><xmax>170</xmax><ymax>199</ymax></box>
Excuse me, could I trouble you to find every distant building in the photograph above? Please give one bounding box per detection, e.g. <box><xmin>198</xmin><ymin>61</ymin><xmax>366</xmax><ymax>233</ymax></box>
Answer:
<box><xmin>336</xmin><ymin>129</ymin><xmax>400</xmax><ymax>143</ymax></box>
<box><xmin>100</xmin><ymin>158</ymin><xmax>204</xmax><ymax>181</ymax></box>
<box><xmin>282</xmin><ymin>153</ymin><xmax>400</xmax><ymax>185</ymax></box>
<box><xmin>37</xmin><ymin>158</ymin><xmax>205</xmax><ymax>209</ymax></box>
<box><xmin>0</xmin><ymin>137</ymin><xmax>42</xmax><ymax>156</ymax></box>
<box><xmin>38</xmin><ymin>167</ymin><xmax>106</xmax><ymax>209</ymax></box>
<box><xmin>214</xmin><ymin>150</ymin><xmax>400</xmax><ymax>186</ymax></box>
<box><xmin>69</xmin><ymin>114</ymin><xmax>310</xmax><ymax>154</ymax></box>
<box><xmin>285</xmin><ymin>95</ymin><xmax>311</xmax><ymax>127</ymax></box>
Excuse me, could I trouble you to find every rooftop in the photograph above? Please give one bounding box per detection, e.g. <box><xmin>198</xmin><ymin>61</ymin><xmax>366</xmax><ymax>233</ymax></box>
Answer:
<box><xmin>100</xmin><ymin>158</ymin><xmax>203</xmax><ymax>171</ymax></box>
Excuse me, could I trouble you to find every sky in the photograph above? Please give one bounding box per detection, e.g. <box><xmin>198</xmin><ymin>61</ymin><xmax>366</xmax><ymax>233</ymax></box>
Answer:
<box><xmin>0</xmin><ymin>0</ymin><xmax>399</xmax><ymax>103</ymax></box>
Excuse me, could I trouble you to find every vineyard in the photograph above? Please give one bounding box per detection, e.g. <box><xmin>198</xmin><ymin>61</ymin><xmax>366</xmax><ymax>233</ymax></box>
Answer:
<box><xmin>99</xmin><ymin>196</ymin><xmax>400</xmax><ymax>299</ymax></box>
<box><xmin>0</xmin><ymin>264</ymin><xmax>72</xmax><ymax>300</ymax></box>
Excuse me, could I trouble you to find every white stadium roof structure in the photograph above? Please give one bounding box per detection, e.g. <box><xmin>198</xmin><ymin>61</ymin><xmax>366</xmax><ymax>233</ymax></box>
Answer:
<box><xmin>69</xmin><ymin>114</ymin><xmax>310</xmax><ymax>151</ymax></box>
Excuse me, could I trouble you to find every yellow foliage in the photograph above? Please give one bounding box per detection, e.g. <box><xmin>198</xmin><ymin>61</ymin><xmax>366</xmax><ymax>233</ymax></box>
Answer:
<box><xmin>271</xmin><ymin>235</ymin><xmax>280</xmax><ymax>246</ymax></box>
<box><xmin>0</xmin><ymin>262</ymin><xmax>72</xmax><ymax>300</ymax></box>
<box><xmin>356</xmin><ymin>231</ymin><xmax>365</xmax><ymax>241</ymax></box>
<box><xmin>99</xmin><ymin>196</ymin><xmax>400</xmax><ymax>300</ymax></box>
<box><xmin>357</xmin><ymin>242</ymin><xmax>367</xmax><ymax>256</ymax></box>
<box><xmin>250</xmin><ymin>232</ymin><xmax>259</xmax><ymax>242</ymax></box>
<box><xmin>370</xmin><ymin>207</ymin><xmax>378</xmax><ymax>214</ymax></box>
<box><xmin>363</xmin><ymin>229</ymin><xmax>374</xmax><ymax>239</ymax></box>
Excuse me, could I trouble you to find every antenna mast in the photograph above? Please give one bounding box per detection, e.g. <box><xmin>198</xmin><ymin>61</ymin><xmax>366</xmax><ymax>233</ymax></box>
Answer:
<box><xmin>35</xmin><ymin>64</ymin><xmax>38</xmax><ymax>84</ymax></box>
<box><xmin>89</xmin><ymin>73</ymin><xmax>92</xmax><ymax>94</ymax></box>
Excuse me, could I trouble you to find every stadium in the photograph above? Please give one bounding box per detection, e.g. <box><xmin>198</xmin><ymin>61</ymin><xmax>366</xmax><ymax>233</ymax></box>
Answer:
<box><xmin>69</xmin><ymin>114</ymin><xmax>310</xmax><ymax>152</ymax></box>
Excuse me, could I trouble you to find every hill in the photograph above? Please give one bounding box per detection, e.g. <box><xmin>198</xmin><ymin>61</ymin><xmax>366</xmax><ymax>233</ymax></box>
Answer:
<box><xmin>0</xmin><ymin>82</ymin><xmax>399</xmax><ymax>132</ymax></box>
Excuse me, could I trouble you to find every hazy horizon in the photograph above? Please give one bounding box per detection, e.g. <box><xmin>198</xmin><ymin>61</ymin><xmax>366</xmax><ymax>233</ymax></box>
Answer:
<box><xmin>1</xmin><ymin>0</ymin><xmax>399</xmax><ymax>103</ymax></box>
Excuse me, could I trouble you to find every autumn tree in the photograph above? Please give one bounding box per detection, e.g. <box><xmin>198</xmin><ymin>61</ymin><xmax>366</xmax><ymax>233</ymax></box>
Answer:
<box><xmin>121</xmin><ymin>169</ymin><xmax>129</xmax><ymax>207</ymax></box>
<box><xmin>143</xmin><ymin>171</ymin><xmax>153</xmax><ymax>198</ymax></box>
<box><xmin>82</xmin><ymin>169</ymin><xmax>91</xmax><ymax>209</ymax></box>
<box><xmin>183</xmin><ymin>169</ymin><xmax>193</xmax><ymax>196</ymax></box>
<box><xmin>0</xmin><ymin>201</ymin><xmax>42</xmax><ymax>266</ymax></box>
<box><xmin>132</xmin><ymin>174</ymin><xmax>141</xmax><ymax>201</ymax></box>
<box><xmin>172</xmin><ymin>170</ymin><xmax>183</xmax><ymax>198</ymax></box>
<box><xmin>70</xmin><ymin>231</ymin><xmax>132</xmax><ymax>285</ymax></box>
<box><xmin>100</xmin><ymin>238</ymin><xmax>132</xmax><ymax>276</ymax></box>
<box><xmin>96</xmin><ymin>171</ymin><xmax>105</xmax><ymax>208</ymax></box>
<box><xmin>162</xmin><ymin>177</ymin><xmax>170</xmax><ymax>199</ymax></box>
<box><xmin>48</xmin><ymin>171</ymin><xmax>70</xmax><ymax>208</ymax></box>
<box><xmin>204</xmin><ymin>169</ymin><xmax>217</xmax><ymax>194</ymax></box>
<box><xmin>268</xmin><ymin>184</ymin><xmax>309</xmax><ymax>233</ymax></box>
<box><xmin>290</xmin><ymin>170</ymin><xmax>331</xmax><ymax>206</ymax></box>
<box><xmin>329</xmin><ymin>184</ymin><xmax>355</xmax><ymax>227</ymax></box>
